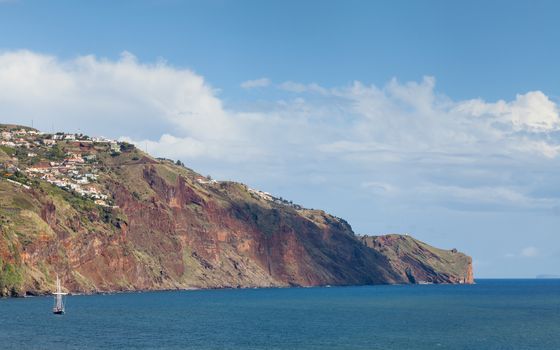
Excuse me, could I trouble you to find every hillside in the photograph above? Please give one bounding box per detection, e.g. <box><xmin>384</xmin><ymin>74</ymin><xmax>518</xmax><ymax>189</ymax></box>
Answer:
<box><xmin>360</xmin><ymin>234</ymin><xmax>473</xmax><ymax>284</ymax></box>
<box><xmin>0</xmin><ymin>125</ymin><xmax>473</xmax><ymax>296</ymax></box>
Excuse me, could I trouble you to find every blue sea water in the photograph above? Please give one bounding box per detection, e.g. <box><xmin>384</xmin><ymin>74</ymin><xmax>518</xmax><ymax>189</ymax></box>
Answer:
<box><xmin>1</xmin><ymin>279</ymin><xmax>559</xmax><ymax>349</ymax></box>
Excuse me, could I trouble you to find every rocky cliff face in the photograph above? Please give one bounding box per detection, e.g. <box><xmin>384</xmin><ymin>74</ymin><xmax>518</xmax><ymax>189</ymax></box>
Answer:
<box><xmin>360</xmin><ymin>234</ymin><xmax>474</xmax><ymax>284</ymax></box>
<box><xmin>0</xmin><ymin>126</ymin><xmax>473</xmax><ymax>296</ymax></box>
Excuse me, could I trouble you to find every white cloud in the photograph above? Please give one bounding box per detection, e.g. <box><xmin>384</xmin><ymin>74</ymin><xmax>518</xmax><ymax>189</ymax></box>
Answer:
<box><xmin>2</xmin><ymin>50</ymin><xmax>560</xmax><ymax>213</ymax></box>
<box><xmin>315</xmin><ymin>76</ymin><xmax>560</xmax><ymax>162</ymax></box>
<box><xmin>278</xmin><ymin>81</ymin><xmax>328</xmax><ymax>95</ymax></box>
<box><xmin>0</xmin><ymin>50</ymin><xmax>246</xmax><ymax>158</ymax></box>
<box><xmin>505</xmin><ymin>246</ymin><xmax>542</xmax><ymax>259</ymax></box>
<box><xmin>521</xmin><ymin>246</ymin><xmax>540</xmax><ymax>258</ymax></box>
<box><xmin>415</xmin><ymin>185</ymin><xmax>558</xmax><ymax>211</ymax></box>
<box><xmin>455</xmin><ymin>91</ymin><xmax>560</xmax><ymax>132</ymax></box>
<box><xmin>361</xmin><ymin>181</ymin><xmax>399</xmax><ymax>195</ymax></box>
<box><xmin>240</xmin><ymin>77</ymin><xmax>271</xmax><ymax>89</ymax></box>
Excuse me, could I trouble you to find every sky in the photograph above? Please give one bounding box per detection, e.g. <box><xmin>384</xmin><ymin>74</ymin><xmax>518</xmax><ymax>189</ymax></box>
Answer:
<box><xmin>1</xmin><ymin>0</ymin><xmax>560</xmax><ymax>277</ymax></box>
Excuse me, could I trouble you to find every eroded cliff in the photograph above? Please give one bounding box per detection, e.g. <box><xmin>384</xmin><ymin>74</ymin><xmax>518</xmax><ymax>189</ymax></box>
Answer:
<box><xmin>0</xmin><ymin>125</ymin><xmax>473</xmax><ymax>296</ymax></box>
<box><xmin>360</xmin><ymin>234</ymin><xmax>474</xmax><ymax>284</ymax></box>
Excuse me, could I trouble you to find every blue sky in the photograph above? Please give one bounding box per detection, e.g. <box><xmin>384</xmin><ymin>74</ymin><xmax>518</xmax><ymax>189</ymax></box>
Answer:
<box><xmin>1</xmin><ymin>0</ymin><xmax>560</xmax><ymax>277</ymax></box>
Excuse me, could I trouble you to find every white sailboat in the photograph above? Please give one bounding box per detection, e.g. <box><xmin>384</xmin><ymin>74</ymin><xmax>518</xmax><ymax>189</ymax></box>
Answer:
<box><xmin>52</xmin><ymin>274</ymin><xmax>67</xmax><ymax>315</ymax></box>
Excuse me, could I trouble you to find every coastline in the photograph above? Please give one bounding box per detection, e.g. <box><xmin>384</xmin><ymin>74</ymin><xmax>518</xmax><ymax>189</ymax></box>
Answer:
<box><xmin>3</xmin><ymin>280</ymin><xmax>479</xmax><ymax>299</ymax></box>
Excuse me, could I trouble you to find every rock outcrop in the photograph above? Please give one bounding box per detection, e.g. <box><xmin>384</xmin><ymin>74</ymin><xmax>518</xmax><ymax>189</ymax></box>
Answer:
<box><xmin>360</xmin><ymin>234</ymin><xmax>474</xmax><ymax>284</ymax></box>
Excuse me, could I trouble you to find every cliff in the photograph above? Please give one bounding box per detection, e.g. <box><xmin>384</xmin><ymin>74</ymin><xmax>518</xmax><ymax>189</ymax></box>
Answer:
<box><xmin>360</xmin><ymin>234</ymin><xmax>474</xmax><ymax>284</ymax></box>
<box><xmin>0</xmin><ymin>125</ymin><xmax>473</xmax><ymax>296</ymax></box>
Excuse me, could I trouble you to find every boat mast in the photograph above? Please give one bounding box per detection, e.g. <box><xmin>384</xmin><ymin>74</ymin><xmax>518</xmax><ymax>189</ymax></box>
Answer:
<box><xmin>56</xmin><ymin>275</ymin><xmax>62</xmax><ymax>310</ymax></box>
<box><xmin>53</xmin><ymin>274</ymin><xmax>67</xmax><ymax>312</ymax></box>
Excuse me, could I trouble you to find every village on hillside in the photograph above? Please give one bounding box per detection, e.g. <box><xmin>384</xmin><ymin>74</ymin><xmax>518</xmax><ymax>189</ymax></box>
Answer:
<box><xmin>0</xmin><ymin>126</ymin><xmax>120</xmax><ymax>207</ymax></box>
<box><xmin>0</xmin><ymin>125</ymin><xmax>306</xmax><ymax>211</ymax></box>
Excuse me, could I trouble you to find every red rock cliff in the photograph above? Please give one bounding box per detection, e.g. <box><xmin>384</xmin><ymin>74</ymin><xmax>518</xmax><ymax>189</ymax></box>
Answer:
<box><xmin>0</xmin><ymin>138</ymin><xmax>473</xmax><ymax>296</ymax></box>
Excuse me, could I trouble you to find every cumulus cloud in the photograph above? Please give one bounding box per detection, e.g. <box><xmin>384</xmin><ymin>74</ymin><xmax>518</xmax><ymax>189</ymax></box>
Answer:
<box><xmin>321</xmin><ymin>76</ymin><xmax>560</xmax><ymax>160</ymax></box>
<box><xmin>240</xmin><ymin>77</ymin><xmax>271</xmax><ymax>89</ymax></box>
<box><xmin>0</xmin><ymin>50</ymin><xmax>246</xmax><ymax>158</ymax></box>
<box><xmin>2</xmin><ymin>50</ymin><xmax>560</xmax><ymax>213</ymax></box>
<box><xmin>455</xmin><ymin>91</ymin><xmax>560</xmax><ymax>132</ymax></box>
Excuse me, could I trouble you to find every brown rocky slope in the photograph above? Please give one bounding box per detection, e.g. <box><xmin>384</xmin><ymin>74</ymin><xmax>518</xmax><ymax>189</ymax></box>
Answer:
<box><xmin>360</xmin><ymin>234</ymin><xmax>474</xmax><ymax>284</ymax></box>
<box><xmin>0</xmin><ymin>128</ymin><xmax>473</xmax><ymax>296</ymax></box>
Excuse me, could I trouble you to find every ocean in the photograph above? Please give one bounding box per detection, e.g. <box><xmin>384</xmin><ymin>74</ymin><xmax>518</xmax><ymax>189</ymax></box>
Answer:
<box><xmin>1</xmin><ymin>279</ymin><xmax>559</xmax><ymax>349</ymax></box>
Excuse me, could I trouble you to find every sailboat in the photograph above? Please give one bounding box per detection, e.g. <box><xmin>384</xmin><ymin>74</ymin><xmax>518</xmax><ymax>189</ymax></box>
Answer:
<box><xmin>52</xmin><ymin>274</ymin><xmax>67</xmax><ymax>315</ymax></box>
